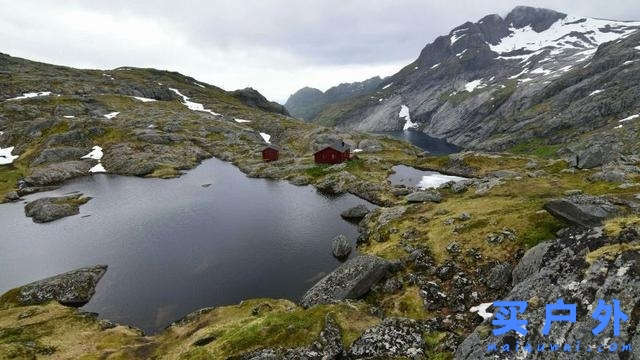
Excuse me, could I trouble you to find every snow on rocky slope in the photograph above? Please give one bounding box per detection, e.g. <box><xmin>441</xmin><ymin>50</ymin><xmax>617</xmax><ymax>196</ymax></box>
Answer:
<box><xmin>295</xmin><ymin>6</ymin><xmax>640</xmax><ymax>156</ymax></box>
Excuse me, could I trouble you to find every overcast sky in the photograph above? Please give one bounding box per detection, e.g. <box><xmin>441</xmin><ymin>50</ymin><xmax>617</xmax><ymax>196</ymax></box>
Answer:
<box><xmin>1</xmin><ymin>1</ymin><xmax>639</xmax><ymax>103</ymax></box>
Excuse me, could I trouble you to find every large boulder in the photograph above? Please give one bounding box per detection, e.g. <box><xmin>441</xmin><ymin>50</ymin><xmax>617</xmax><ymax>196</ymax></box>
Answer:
<box><xmin>340</xmin><ymin>204</ymin><xmax>370</xmax><ymax>220</ymax></box>
<box><xmin>456</xmin><ymin>227</ymin><xmax>640</xmax><ymax>359</ymax></box>
<box><xmin>485</xmin><ymin>263</ymin><xmax>513</xmax><ymax>290</ymax></box>
<box><xmin>25</xmin><ymin>161</ymin><xmax>92</xmax><ymax>186</ymax></box>
<box><xmin>301</xmin><ymin>255</ymin><xmax>390</xmax><ymax>308</ymax></box>
<box><xmin>30</xmin><ymin>147</ymin><xmax>90</xmax><ymax>166</ymax></box>
<box><xmin>543</xmin><ymin>195</ymin><xmax>619</xmax><ymax>227</ymax></box>
<box><xmin>24</xmin><ymin>194</ymin><xmax>91</xmax><ymax>223</ymax></box>
<box><xmin>576</xmin><ymin>146</ymin><xmax>606</xmax><ymax>169</ymax></box>
<box><xmin>511</xmin><ymin>241</ymin><xmax>553</xmax><ymax>286</ymax></box>
<box><xmin>17</xmin><ymin>265</ymin><xmax>107</xmax><ymax>307</ymax></box>
<box><xmin>588</xmin><ymin>170</ymin><xmax>626</xmax><ymax>183</ymax></box>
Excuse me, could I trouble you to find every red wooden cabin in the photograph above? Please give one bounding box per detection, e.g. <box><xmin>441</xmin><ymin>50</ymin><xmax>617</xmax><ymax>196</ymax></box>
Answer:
<box><xmin>262</xmin><ymin>146</ymin><xmax>279</xmax><ymax>162</ymax></box>
<box><xmin>314</xmin><ymin>141</ymin><xmax>350</xmax><ymax>164</ymax></box>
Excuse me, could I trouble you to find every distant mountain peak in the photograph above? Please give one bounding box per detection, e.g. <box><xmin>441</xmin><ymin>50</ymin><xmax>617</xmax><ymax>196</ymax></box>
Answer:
<box><xmin>505</xmin><ymin>6</ymin><xmax>567</xmax><ymax>32</ymax></box>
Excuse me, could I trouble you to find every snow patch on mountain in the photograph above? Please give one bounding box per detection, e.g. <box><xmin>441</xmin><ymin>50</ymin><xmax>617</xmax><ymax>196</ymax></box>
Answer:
<box><xmin>131</xmin><ymin>96</ymin><xmax>157</xmax><ymax>102</ymax></box>
<box><xmin>589</xmin><ymin>89</ymin><xmax>604</xmax><ymax>96</ymax></box>
<box><xmin>619</xmin><ymin>114</ymin><xmax>640</xmax><ymax>123</ymax></box>
<box><xmin>0</xmin><ymin>146</ymin><xmax>19</xmax><ymax>165</ymax></box>
<box><xmin>6</xmin><ymin>91</ymin><xmax>52</xmax><ymax>101</ymax></box>
<box><xmin>169</xmin><ymin>88</ymin><xmax>221</xmax><ymax>116</ymax></box>
<box><xmin>382</xmin><ymin>83</ymin><xmax>393</xmax><ymax>89</ymax></box>
<box><xmin>490</xmin><ymin>16</ymin><xmax>640</xmax><ymax>56</ymax></box>
<box><xmin>81</xmin><ymin>146</ymin><xmax>103</xmax><ymax>160</ymax></box>
<box><xmin>259</xmin><ymin>132</ymin><xmax>271</xmax><ymax>144</ymax></box>
<box><xmin>464</xmin><ymin>79</ymin><xmax>486</xmax><ymax>92</ymax></box>
<box><xmin>104</xmin><ymin>112</ymin><xmax>120</xmax><ymax>119</ymax></box>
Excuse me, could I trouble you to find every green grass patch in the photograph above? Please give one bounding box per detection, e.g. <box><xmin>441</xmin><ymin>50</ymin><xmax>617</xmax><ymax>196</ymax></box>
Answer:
<box><xmin>509</xmin><ymin>138</ymin><xmax>560</xmax><ymax>159</ymax></box>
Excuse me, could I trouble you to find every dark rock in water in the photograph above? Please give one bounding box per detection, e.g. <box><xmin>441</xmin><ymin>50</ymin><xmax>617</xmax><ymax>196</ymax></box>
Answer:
<box><xmin>456</xmin><ymin>227</ymin><xmax>640</xmax><ymax>359</ymax></box>
<box><xmin>543</xmin><ymin>195</ymin><xmax>619</xmax><ymax>227</ymax></box>
<box><xmin>201</xmin><ymin>183</ymin><xmax>212</xmax><ymax>188</ymax></box>
<box><xmin>331</xmin><ymin>234</ymin><xmax>352</xmax><ymax>259</ymax></box>
<box><xmin>243</xmin><ymin>314</ymin><xmax>345</xmax><ymax>359</ymax></box>
<box><xmin>24</xmin><ymin>194</ymin><xmax>91</xmax><ymax>223</ymax></box>
<box><xmin>17</xmin><ymin>185</ymin><xmax>60</xmax><ymax>197</ymax></box>
<box><xmin>25</xmin><ymin>161</ymin><xmax>92</xmax><ymax>186</ymax></box>
<box><xmin>406</xmin><ymin>190</ymin><xmax>442</xmax><ymax>203</ymax></box>
<box><xmin>485</xmin><ymin>263</ymin><xmax>513</xmax><ymax>290</ymax></box>
<box><xmin>301</xmin><ymin>254</ymin><xmax>390</xmax><ymax>308</ymax></box>
<box><xmin>340</xmin><ymin>204</ymin><xmax>370</xmax><ymax>220</ymax></box>
<box><xmin>348</xmin><ymin>318</ymin><xmax>425</xmax><ymax>359</ymax></box>
<box><xmin>18</xmin><ymin>265</ymin><xmax>107</xmax><ymax>307</ymax></box>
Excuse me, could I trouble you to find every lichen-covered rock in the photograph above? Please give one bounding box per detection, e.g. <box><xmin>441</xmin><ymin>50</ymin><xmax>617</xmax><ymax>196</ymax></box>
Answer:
<box><xmin>543</xmin><ymin>195</ymin><xmax>620</xmax><ymax>227</ymax></box>
<box><xmin>511</xmin><ymin>241</ymin><xmax>552</xmax><ymax>286</ymax></box>
<box><xmin>348</xmin><ymin>318</ymin><xmax>426</xmax><ymax>359</ymax></box>
<box><xmin>456</xmin><ymin>227</ymin><xmax>640</xmax><ymax>359</ymax></box>
<box><xmin>18</xmin><ymin>265</ymin><xmax>107</xmax><ymax>306</ymax></box>
<box><xmin>24</xmin><ymin>194</ymin><xmax>91</xmax><ymax>223</ymax></box>
<box><xmin>30</xmin><ymin>146</ymin><xmax>90</xmax><ymax>166</ymax></box>
<box><xmin>301</xmin><ymin>255</ymin><xmax>390</xmax><ymax>308</ymax></box>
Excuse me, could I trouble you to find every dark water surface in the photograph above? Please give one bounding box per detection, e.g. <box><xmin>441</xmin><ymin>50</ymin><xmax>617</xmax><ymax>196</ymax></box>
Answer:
<box><xmin>380</xmin><ymin>130</ymin><xmax>459</xmax><ymax>155</ymax></box>
<box><xmin>0</xmin><ymin>158</ymin><xmax>370</xmax><ymax>333</ymax></box>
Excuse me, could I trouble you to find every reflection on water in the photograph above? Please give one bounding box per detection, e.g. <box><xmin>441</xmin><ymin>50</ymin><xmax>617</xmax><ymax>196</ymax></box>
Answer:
<box><xmin>0</xmin><ymin>158</ymin><xmax>372</xmax><ymax>333</ymax></box>
<box><xmin>379</xmin><ymin>130</ymin><xmax>459</xmax><ymax>155</ymax></box>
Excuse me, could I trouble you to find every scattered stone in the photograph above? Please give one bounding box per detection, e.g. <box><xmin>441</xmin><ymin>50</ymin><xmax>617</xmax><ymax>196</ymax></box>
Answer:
<box><xmin>486</xmin><ymin>228</ymin><xmax>516</xmax><ymax>244</ymax></box>
<box><xmin>487</xmin><ymin>170</ymin><xmax>520</xmax><ymax>179</ymax></box>
<box><xmin>451</xmin><ymin>179</ymin><xmax>473</xmax><ymax>193</ymax></box>
<box><xmin>331</xmin><ymin>234</ymin><xmax>352</xmax><ymax>259</ymax></box>
<box><xmin>446</xmin><ymin>242</ymin><xmax>461</xmax><ymax>255</ymax></box>
<box><xmin>18</xmin><ymin>265</ymin><xmax>107</xmax><ymax>306</ymax></box>
<box><xmin>563</xmin><ymin>189</ymin><xmax>582</xmax><ymax>196</ymax></box>
<box><xmin>525</xmin><ymin>161</ymin><xmax>538</xmax><ymax>169</ymax></box>
<box><xmin>340</xmin><ymin>204</ymin><xmax>370</xmax><ymax>220</ymax></box>
<box><xmin>381</xmin><ymin>277</ymin><xmax>403</xmax><ymax>294</ymax></box>
<box><xmin>301</xmin><ymin>255</ymin><xmax>390</xmax><ymax>308</ymax></box>
<box><xmin>458</xmin><ymin>212</ymin><xmax>471</xmax><ymax>221</ymax></box>
<box><xmin>24</xmin><ymin>194</ymin><xmax>91</xmax><ymax>223</ymax></box>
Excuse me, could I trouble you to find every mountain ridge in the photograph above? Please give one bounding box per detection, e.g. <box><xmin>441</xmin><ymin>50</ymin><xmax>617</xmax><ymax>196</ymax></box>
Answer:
<box><xmin>287</xmin><ymin>6</ymin><xmax>640</xmax><ymax>159</ymax></box>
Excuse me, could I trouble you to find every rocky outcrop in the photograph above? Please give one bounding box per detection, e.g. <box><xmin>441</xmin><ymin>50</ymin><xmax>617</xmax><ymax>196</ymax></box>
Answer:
<box><xmin>340</xmin><ymin>204</ymin><xmax>370</xmax><ymax>220</ymax></box>
<box><xmin>543</xmin><ymin>195</ymin><xmax>620</xmax><ymax>227</ymax></box>
<box><xmin>24</xmin><ymin>194</ymin><xmax>91</xmax><ymax>223</ymax></box>
<box><xmin>301</xmin><ymin>255</ymin><xmax>390</xmax><ymax>308</ymax></box>
<box><xmin>18</xmin><ymin>265</ymin><xmax>107</xmax><ymax>307</ymax></box>
<box><xmin>456</xmin><ymin>227</ymin><xmax>640</xmax><ymax>359</ymax></box>
<box><xmin>24</xmin><ymin>160</ymin><xmax>92</xmax><ymax>186</ymax></box>
<box><xmin>230</xmin><ymin>87</ymin><xmax>290</xmax><ymax>116</ymax></box>
<box><xmin>30</xmin><ymin>147</ymin><xmax>90</xmax><ymax>166</ymax></box>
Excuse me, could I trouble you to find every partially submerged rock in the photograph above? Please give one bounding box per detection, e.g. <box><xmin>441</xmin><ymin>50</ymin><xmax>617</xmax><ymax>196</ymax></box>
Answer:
<box><xmin>17</xmin><ymin>265</ymin><xmax>107</xmax><ymax>307</ymax></box>
<box><xmin>301</xmin><ymin>255</ymin><xmax>390</xmax><ymax>308</ymax></box>
<box><xmin>543</xmin><ymin>194</ymin><xmax>619</xmax><ymax>227</ymax></box>
<box><xmin>24</xmin><ymin>194</ymin><xmax>91</xmax><ymax>223</ymax></box>
<box><xmin>331</xmin><ymin>234</ymin><xmax>352</xmax><ymax>259</ymax></box>
<box><xmin>340</xmin><ymin>204</ymin><xmax>370</xmax><ymax>220</ymax></box>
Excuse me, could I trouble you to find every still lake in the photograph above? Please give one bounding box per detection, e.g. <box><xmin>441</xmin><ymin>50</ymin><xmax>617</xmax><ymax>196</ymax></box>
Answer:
<box><xmin>0</xmin><ymin>158</ymin><xmax>369</xmax><ymax>333</ymax></box>
<box><xmin>380</xmin><ymin>130</ymin><xmax>460</xmax><ymax>155</ymax></box>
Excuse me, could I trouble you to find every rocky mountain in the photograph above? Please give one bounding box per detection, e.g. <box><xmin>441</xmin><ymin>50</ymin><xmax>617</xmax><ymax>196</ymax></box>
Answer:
<box><xmin>285</xmin><ymin>76</ymin><xmax>383</xmax><ymax>121</ymax></box>
<box><xmin>230</xmin><ymin>87</ymin><xmax>290</xmax><ymax>116</ymax></box>
<box><xmin>292</xmin><ymin>6</ymin><xmax>640</xmax><ymax>157</ymax></box>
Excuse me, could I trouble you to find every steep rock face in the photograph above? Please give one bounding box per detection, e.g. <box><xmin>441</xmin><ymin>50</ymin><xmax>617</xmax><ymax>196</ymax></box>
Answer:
<box><xmin>285</xmin><ymin>76</ymin><xmax>383</xmax><ymax>122</ymax></box>
<box><xmin>230</xmin><ymin>87</ymin><xmax>290</xmax><ymax>116</ymax></box>
<box><xmin>299</xmin><ymin>6</ymin><xmax>640</xmax><ymax>154</ymax></box>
